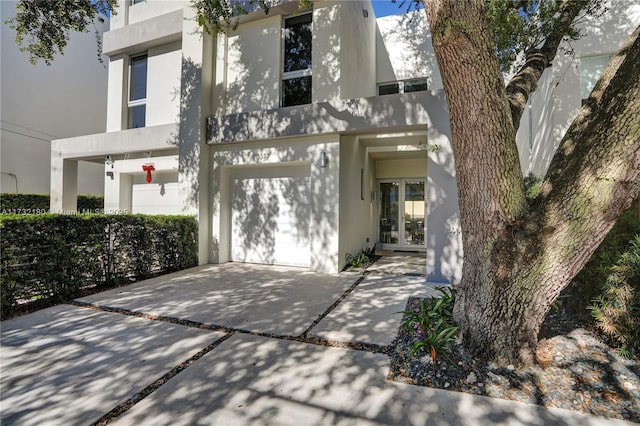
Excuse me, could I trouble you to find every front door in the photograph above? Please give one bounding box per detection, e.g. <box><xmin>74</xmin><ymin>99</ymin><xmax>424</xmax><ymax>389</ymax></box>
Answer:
<box><xmin>378</xmin><ymin>179</ymin><xmax>425</xmax><ymax>250</ymax></box>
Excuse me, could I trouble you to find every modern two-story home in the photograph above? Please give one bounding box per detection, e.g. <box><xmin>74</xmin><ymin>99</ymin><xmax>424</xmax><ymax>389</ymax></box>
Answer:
<box><xmin>50</xmin><ymin>0</ymin><xmax>639</xmax><ymax>281</ymax></box>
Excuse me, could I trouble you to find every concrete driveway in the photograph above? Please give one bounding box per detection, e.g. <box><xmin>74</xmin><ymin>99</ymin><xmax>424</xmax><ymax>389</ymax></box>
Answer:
<box><xmin>1</xmin><ymin>263</ymin><xmax>631</xmax><ymax>425</ymax></box>
<box><xmin>76</xmin><ymin>263</ymin><xmax>360</xmax><ymax>336</ymax></box>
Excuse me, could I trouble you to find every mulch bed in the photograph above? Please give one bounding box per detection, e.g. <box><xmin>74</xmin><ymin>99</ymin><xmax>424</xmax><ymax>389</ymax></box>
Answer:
<box><xmin>388</xmin><ymin>297</ymin><xmax>640</xmax><ymax>422</ymax></box>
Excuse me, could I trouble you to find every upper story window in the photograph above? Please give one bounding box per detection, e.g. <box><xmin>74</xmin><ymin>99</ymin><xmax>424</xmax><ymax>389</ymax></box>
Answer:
<box><xmin>378</xmin><ymin>78</ymin><xmax>428</xmax><ymax>96</ymax></box>
<box><xmin>282</xmin><ymin>13</ymin><xmax>312</xmax><ymax>107</ymax></box>
<box><xmin>128</xmin><ymin>54</ymin><xmax>147</xmax><ymax>129</ymax></box>
<box><xmin>580</xmin><ymin>55</ymin><xmax>611</xmax><ymax>105</ymax></box>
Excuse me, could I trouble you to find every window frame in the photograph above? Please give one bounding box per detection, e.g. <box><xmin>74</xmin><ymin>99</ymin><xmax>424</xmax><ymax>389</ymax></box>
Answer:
<box><xmin>580</xmin><ymin>54</ymin><xmax>611</xmax><ymax>105</ymax></box>
<box><xmin>281</xmin><ymin>12</ymin><xmax>313</xmax><ymax>108</ymax></box>
<box><xmin>377</xmin><ymin>78</ymin><xmax>429</xmax><ymax>96</ymax></box>
<box><xmin>127</xmin><ymin>54</ymin><xmax>148</xmax><ymax>129</ymax></box>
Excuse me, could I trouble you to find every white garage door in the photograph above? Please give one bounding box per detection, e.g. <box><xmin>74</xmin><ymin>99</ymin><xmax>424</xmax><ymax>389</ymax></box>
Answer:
<box><xmin>131</xmin><ymin>182</ymin><xmax>180</xmax><ymax>214</ymax></box>
<box><xmin>231</xmin><ymin>176</ymin><xmax>310</xmax><ymax>267</ymax></box>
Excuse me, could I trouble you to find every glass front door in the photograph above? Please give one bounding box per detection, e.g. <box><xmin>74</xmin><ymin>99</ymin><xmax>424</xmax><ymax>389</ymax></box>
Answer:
<box><xmin>379</xmin><ymin>179</ymin><xmax>425</xmax><ymax>249</ymax></box>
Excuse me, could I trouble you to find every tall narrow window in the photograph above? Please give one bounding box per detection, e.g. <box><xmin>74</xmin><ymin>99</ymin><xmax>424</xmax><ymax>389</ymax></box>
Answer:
<box><xmin>282</xmin><ymin>14</ymin><xmax>312</xmax><ymax>107</ymax></box>
<box><xmin>580</xmin><ymin>55</ymin><xmax>611</xmax><ymax>105</ymax></box>
<box><xmin>128</xmin><ymin>55</ymin><xmax>147</xmax><ymax>128</ymax></box>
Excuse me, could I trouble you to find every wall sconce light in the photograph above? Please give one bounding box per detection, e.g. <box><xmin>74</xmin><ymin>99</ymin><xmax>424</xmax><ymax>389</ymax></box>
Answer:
<box><xmin>106</xmin><ymin>171</ymin><xmax>114</xmax><ymax>180</ymax></box>
<box><xmin>363</xmin><ymin>9</ymin><xmax>369</xmax><ymax>18</ymax></box>
<box><xmin>371</xmin><ymin>190</ymin><xmax>376</xmax><ymax>201</ymax></box>
<box><xmin>320</xmin><ymin>151</ymin><xmax>328</xmax><ymax>168</ymax></box>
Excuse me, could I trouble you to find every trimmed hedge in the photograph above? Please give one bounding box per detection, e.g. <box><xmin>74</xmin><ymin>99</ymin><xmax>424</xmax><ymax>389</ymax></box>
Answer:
<box><xmin>0</xmin><ymin>214</ymin><xmax>198</xmax><ymax>319</ymax></box>
<box><xmin>0</xmin><ymin>193</ymin><xmax>104</xmax><ymax>213</ymax></box>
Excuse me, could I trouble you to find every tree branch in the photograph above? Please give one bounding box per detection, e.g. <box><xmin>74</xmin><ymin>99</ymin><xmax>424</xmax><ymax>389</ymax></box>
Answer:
<box><xmin>505</xmin><ymin>0</ymin><xmax>587</xmax><ymax>128</ymax></box>
<box><xmin>537</xmin><ymin>25</ymin><xmax>640</xmax><ymax>288</ymax></box>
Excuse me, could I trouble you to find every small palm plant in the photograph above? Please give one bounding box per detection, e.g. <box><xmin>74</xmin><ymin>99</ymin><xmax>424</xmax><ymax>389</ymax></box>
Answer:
<box><xmin>399</xmin><ymin>287</ymin><xmax>458</xmax><ymax>365</ymax></box>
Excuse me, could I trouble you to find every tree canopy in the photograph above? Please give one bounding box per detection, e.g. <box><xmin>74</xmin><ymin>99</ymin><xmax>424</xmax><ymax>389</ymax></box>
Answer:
<box><xmin>4</xmin><ymin>0</ymin><xmax>117</xmax><ymax>65</ymax></box>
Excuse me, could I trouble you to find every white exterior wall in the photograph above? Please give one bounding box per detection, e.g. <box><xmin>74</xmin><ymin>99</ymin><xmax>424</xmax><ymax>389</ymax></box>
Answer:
<box><xmin>106</xmin><ymin>56</ymin><xmax>127</xmax><ymax>132</ymax></box>
<box><xmin>104</xmin><ymin>156</ymin><xmax>179</xmax><ymax>213</ymax></box>
<box><xmin>211</xmin><ymin>135</ymin><xmax>340</xmax><ymax>273</ymax></box>
<box><xmin>425</xmin><ymin>137</ymin><xmax>461</xmax><ymax>283</ymax></box>
<box><xmin>376</xmin><ymin>11</ymin><xmax>442</xmax><ymax>90</ymax></box>
<box><xmin>338</xmin><ymin>136</ymin><xmax>372</xmax><ymax>267</ymax></box>
<box><xmin>111</xmin><ymin>0</ymin><xmax>183</xmax><ymax>30</ymax></box>
<box><xmin>214</xmin><ymin>0</ymin><xmax>376</xmax><ymax>115</ymax></box>
<box><xmin>1</xmin><ymin>1</ymin><xmax>107</xmax><ymax>195</ymax></box>
<box><xmin>146</xmin><ymin>42</ymin><xmax>183</xmax><ymax>127</ymax></box>
<box><xmin>517</xmin><ymin>0</ymin><xmax>640</xmax><ymax>176</ymax></box>
<box><xmin>313</xmin><ymin>1</ymin><xmax>377</xmax><ymax>102</ymax></box>
<box><xmin>224</xmin><ymin>15</ymin><xmax>282</xmax><ymax>114</ymax></box>
<box><xmin>376</xmin><ymin>158</ymin><xmax>427</xmax><ymax>178</ymax></box>
<box><xmin>105</xmin><ymin>43</ymin><xmax>183</xmax><ymax>131</ymax></box>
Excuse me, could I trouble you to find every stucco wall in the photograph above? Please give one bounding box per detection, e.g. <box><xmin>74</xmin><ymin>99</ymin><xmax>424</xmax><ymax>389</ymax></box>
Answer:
<box><xmin>1</xmin><ymin>1</ymin><xmax>108</xmax><ymax>195</ymax></box>
<box><xmin>104</xmin><ymin>156</ymin><xmax>179</xmax><ymax>213</ymax></box>
<box><xmin>224</xmin><ymin>15</ymin><xmax>281</xmax><ymax>114</ymax></box>
<box><xmin>214</xmin><ymin>0</ymin><xmax>377</xmax><ymax>114</ymax></box>
<box><xmin>128</xmin><ymin>0</ymin><xmax>184</xmax><ymax>26</ymax></box>
<box><xmin>376</xmin><ymin>158</ymin><xmax>427</xmax><ymax>178</ymax></box>
<box><xmin>146</xmin><ymin>41</ymin><xmax>183</xmax><ymax>127</ymax></box>
<box><xmin>111</xmin><ymin>0</ymin><xmax>183</xmax><ymax>30</ymax></box>
<box><xmin>517</xmin><ymin>0</ymin><xmax>640</xmax><ymax>176</ymax></box>
<box><xmin>376</xmin><ymin>10</ymin><xmax>442</xmax><ymax>90</ymax></box>
<box><xmin>313</xmin><ymin>1</ymin><xmax>376</xmax><ymax>102</ymax></box>
<box><xmin>339</xmin><ymin>136</ymin><xmax>372</xmax><ymax>267</ymax></box>
<box><xmin>211</xmin><ymin>135</ymin><xmax>340</xmax><ymax>273</ymax></box>
<box><xmin>106</xmin><ymin>42</ymin><xmax>183</xmax><ymax>131</ymax></box>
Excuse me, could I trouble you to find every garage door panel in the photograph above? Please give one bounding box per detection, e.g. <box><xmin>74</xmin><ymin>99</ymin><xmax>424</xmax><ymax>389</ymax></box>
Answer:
<box><xmin>131</xmin><ymin>182</ymin><xmax>179</xmax><ymax>215</ymax></box>
<box><xmin>231</xmin><ymin>176</ymin><xmax>310</xmax><ymax>268</ymax></box>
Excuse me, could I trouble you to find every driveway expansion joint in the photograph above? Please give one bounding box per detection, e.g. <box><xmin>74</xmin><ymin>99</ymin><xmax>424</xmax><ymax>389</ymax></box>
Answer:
<box><xmin>300</xmin><ymin>271</ymin><xmax>370</xmax><ymax>339</ymax></box>
<box><xmin>71</xmin><ymin>299</ymin><xmax>389</xmax><ymax>354</ymax></box>
<box><xmin>90</xmin><ymin>332</ymin><xmax>234</xmax><ymax>425</ymax></box>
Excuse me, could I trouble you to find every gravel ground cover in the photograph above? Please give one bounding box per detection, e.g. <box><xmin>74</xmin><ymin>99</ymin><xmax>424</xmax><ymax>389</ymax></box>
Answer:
<box><xmin>389</xmin><ymin>297</ymin><xmax>640</xmax><ymax>423</ymax></box>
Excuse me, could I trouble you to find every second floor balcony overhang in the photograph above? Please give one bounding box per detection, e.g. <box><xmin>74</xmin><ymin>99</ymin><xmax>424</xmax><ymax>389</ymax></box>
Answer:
<box><xmin>207</xmin><ymin>91</ymin><xmax>448</xmax><ymax>145</ymax></box>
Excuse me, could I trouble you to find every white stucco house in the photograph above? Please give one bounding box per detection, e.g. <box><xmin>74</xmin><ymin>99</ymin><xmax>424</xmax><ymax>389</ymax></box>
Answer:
<box><xmin>1</xmin><ymin>1</ymin><xmax>108</xmax><ymax>195</ymax></box>
<box><xmin>49</xmin><ymin>0</ymin><xmax>639</xmax><ymax>280</ymax></box>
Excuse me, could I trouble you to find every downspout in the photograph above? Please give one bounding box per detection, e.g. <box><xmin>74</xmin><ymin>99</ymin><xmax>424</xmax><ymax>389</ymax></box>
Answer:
<box><xmin>1</xmin><ymin>172</ymin><xmax>18</xmax><ymax>193</ymax></box>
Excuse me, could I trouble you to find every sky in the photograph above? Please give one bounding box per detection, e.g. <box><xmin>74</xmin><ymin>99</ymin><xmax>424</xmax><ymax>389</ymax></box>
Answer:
<box><xmin>370</xmin><ymin>0</ymin><xmax>424</xmax><ymax>18</ymax></box>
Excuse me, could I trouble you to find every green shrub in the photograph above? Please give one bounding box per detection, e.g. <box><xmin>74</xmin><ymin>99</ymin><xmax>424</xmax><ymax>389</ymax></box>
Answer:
<box><xmin>399</xmin><ymin>287</ymin><xmax>458</xmax><ymax>364</ymax></box>
<box><xmin>344</xmin><ymin>246</ymin><xmax>376</xmax><ymax>270</ymax></box>
<box><xmin>0</xmin><ymin>193</ymin><xmax>105</xmax><ymax>213</ymax></box>
<box><xmin>589</xmin><ymin>235</ymin><xmax>640</xmax><ymax>358</ymax></box>
<box><xmin>0</xmin><ymin>193</ymin><xmax>49</xmax><ymax>212</ymax></box>
<box><xmin>0</xmin><ymin>214</ymin><xmax>197</xmax><ymax>319</ymax></box>
<box><xmin>77</xmin><ymin>195</ymin><xmax>104</xmax><ymax>212</ymax></box>
<box><xmin>561</xmin><ymin>199</ymin><xmax>640</xmax><ymax>323</ymax></box>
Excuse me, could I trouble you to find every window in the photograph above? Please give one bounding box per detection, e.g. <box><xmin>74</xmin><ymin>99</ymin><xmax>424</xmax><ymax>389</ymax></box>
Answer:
<box><xmin>377</xmin><ymin>78</ymin><xmax>428</xmax><ymax>96</ymax></box>
<box><xmin>128</xmin><ymin>55</ymin><xmax>147</xmax><ymax>129</ymax></box>
<box><xmin>580</xmin><ymin>55</ymin><xmax>611</xmax><ymax>105</ymax></box>
<box><xmin>282</xmin><ymin>14</ymin><xmax>312</xmax><ymax>107</ymax></box>
<box><xmin>378</xmin><ymin>83</ymin><xmax>400</xmax><ymax>95</ymax></box>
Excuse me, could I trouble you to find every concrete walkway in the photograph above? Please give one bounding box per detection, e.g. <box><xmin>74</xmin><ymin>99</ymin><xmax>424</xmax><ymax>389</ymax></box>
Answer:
<box><xmin>0</xmin><ymin>262</ymin><xmax>633</xmax><ymax>425</ymax></box>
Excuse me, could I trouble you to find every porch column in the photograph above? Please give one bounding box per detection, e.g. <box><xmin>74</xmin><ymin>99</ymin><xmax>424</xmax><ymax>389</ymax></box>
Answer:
<box><xmin>179</xmin><ymin>5</ymin><xmax>214</xmax><ymax>264</ymax></box>
<box><xmin>50</xmin><ymin>155</ymin><xmax>78</xmax><ymax>213</ymax></box>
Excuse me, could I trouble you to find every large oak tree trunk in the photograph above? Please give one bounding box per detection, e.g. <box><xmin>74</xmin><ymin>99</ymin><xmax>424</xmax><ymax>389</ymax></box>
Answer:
<box><xmin>423</xmin><ymin>0</ymin><xmax>640</xmax><ymax>364</ymax></box>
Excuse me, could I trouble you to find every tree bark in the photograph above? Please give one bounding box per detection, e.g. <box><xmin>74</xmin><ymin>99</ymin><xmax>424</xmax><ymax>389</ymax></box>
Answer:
<box><xmin>505</xmin><ymin>0</ymin><xmax>587</xmax><ymax>127</ymax></box>
<box><xmin>423</xmin><ymin>0</ymin><xmax>640</xmax><ymax>364</ymax></box>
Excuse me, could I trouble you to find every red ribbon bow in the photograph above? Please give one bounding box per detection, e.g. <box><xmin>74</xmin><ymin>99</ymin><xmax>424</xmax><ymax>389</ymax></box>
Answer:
<box><xmin>142</xmin><ymin>164</ymin><xmax>155</xmax><ymax>183</ymax></box>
